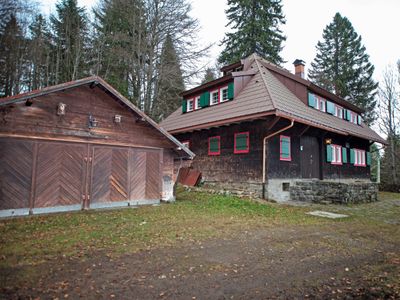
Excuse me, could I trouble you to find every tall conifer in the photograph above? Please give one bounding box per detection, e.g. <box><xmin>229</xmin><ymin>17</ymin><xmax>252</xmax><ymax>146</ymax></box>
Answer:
<box><xmin>219</xmin><ymin>0</ymin><xmax>286</xmax><ymax>65</ymax></box>
<box><xmin>309</xmin><ymin>13</ymin><xmax>378</xmax><ymax>124</ymax></box>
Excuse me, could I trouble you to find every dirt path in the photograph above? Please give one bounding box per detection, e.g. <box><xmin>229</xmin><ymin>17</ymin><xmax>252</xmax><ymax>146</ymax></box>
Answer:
<box><xmin>1</xmin><ymin>223</ymin><xmax>399</xmax><ymax>299</ymax></box>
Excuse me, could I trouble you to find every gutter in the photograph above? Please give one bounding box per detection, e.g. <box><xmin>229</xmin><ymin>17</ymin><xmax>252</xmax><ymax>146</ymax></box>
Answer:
<box><xmin>262</xmin><ymin>119</ymin><xmax>295</xmax><ymax>199</ymax></box>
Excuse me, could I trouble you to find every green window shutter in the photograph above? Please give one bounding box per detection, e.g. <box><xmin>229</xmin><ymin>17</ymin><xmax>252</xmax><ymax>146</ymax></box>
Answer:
<box><xmin>366</xmin><ymin>152</ymin><xmax>371</xmax><ymax>166</ymax></box>
<box><xmin>308</xmin><ymin>93</ymin><xmax>316</xmax><ymax>107</ymax></box>
<box><xmin>345</xmin><ymin>110</ymin><xmax>351</xmax><ymax>121</ymax></box>
<box><xmin>342</xmin><ymin>147</ymin><xmax>347</xmax><ymax>163</ymax></box>
<box><xmin>357</xmin><ymin>115</ymin><xmax>362</xmax><ymax>125</ymax></box>
<box><xmin>200</xmin><ymin>91</ymin><xmax>210</xmax><ymax>107</ymax></box>
<box><xmin>182</xmin><ymin>99</ymin><xmax>187</xmax><ymax>113</ymax></box>
<box><xmin>326</xmin><ymin>101</ymin><xmax>335</xmax><ymax>114</ymax></box>
<box><xmin>280</xmin><ymin>136</ymin><xmax>290</xmax><ymax>159</ymax></box>
<box><xmin>228</xmin><ymin>82</ymin><xmax>234</xmax><ymax>100</ymax></box>
<box><xmin>235</xmin><ymin>133</ymin><xmax>248</xmax><ymax>152</ymax></box>
<box><xmin>326</xmin><ymin>145</ymin><xmax>333</xmax><ymax>162</ymax></box>
<box><xmin>209</xmin><ymin>137</ymin><xmax>220</xmax><ymax>154</ymax></box>
<box><xmin>350</xmin><ymin>148</ymin><xmax>355</xmax><ymax>164</ymax></box>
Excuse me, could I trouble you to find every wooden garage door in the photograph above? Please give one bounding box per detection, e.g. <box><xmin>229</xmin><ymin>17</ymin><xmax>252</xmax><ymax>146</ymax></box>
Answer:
<box><xmin>0</xmin><ymin>139</ymin><xmax>33</xmax><ymax>210</ymax></box>
<box><xmin>91</xmin><ymin>147</ymin><xmax>161</xmax><ymax>204</ymax></box>
<box><xmin>34</xmin><ymin>142</ymin><xmax>86</xmax><ymax>208</ymax></box>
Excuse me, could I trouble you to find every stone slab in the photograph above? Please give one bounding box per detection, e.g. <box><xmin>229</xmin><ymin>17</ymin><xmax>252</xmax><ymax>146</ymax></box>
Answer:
<box><xmin>306</xmin><ymin>210</ymin><xmax>349</xmax><ymax>219</ymax></box>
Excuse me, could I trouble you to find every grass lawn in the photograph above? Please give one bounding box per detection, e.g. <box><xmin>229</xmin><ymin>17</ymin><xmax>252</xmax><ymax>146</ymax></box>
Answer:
<box><xmin>1</xmin><ymin>188</ymin><xmax>398</xmax><ymax>270</ymax></box>
<box><xmin>1</xmin><ymin>188</ymin><xmax>399</xmax><ymax>298</ymax></box>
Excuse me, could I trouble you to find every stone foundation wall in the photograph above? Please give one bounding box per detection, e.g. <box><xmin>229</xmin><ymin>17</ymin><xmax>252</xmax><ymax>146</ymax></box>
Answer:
<box><xmin>290</xmin><ymin>180</ymin><xmax>378</xmax><ymax>204</ymax></box>
<box><xmin>202</xmin><ymin>181</ymin><xmax>264</xmax><ymax>199</ymax></box>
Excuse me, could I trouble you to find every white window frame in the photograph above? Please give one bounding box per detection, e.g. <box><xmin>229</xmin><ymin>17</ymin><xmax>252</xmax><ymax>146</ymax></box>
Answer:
<box><xmin>187</xmin><ymin>99</ymin><xmax>194</xmax><ymax>112</ymax></box>
<box><xmin>354</xmin><ymin>149</ymin><xmax>366</xmax><ymax>166</ymax></box>
<box><xmin>210</xmin><ymin>89</ymin><xmax>219</xmax><ymax>106</ymax></box>
<box><xmin>350</xmin><ymin>112</ymin><xmax>358</xmax><ymax>124</ymax></box>
<box><xmin>220</xmin><ymin>86</ymin><xmax>229</xmax><ymax>102</ymax></box>
<box><xmin>194</xmin><ymin>96</ymin><xmax>201</xmax><ymax>110</ymax></box>
<box><xmin>334</xmin><ymin>105</ymin><xmax>343</xmax><ymax>119</ymax></box>
<box><xmin>315</xmin><ymin>96</ymin><xmax>326</xmax><ymax>112</ymax></box>
<box><xmin>331</xmin><ymin>144</ymin><xmax>342</xmax><ymax>165</ymax></box>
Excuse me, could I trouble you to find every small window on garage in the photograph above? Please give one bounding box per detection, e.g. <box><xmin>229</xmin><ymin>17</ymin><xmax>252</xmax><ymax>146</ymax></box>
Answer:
<box><xmin>282</xmin><ymin>182</ymin><xmax>290</xmax><ymax>191</ymax></box>
<box><xmin>280</xmin><ymin>135</ymin><xmax>291</xmax><ymax>161</ymax></box>
<box><xmin>234</xmin><ymin>132</ymin><xmax>249</xmax><ymax>154</ymax></box>
<box><xmin>208</xmin><ymin>136</ymin><xmax>220</xmax><ymax>156</ymax></box>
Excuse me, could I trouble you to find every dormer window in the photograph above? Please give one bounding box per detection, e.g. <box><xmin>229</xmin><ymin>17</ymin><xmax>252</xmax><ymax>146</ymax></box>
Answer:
<box><xmin>195</xmin><ymin>96</ymin><xmax>201</xmax><ymax>110</ymax></box>
<box><xmin>350</xmin><ymin>112</ymin><xmax>358</xmax><ymax>124</ymax></box>
<box><xmin>186</xmin><ymin>99</ymin><xmax>194</xmax><ymax>112</ymax></box>
<box><xmin>220</xmin><ymin>86</ymin><xmax>229</xmax><ymax>102</ymax></box>
<box><xmin>335</xmin><ymin>105</ymin><xmax>343</xmax><ymax>119</ymax></box>
<box><xmin>315</xmin><ymin>96</ymin><xmax>326</xmax><ymax>112</ymax></box>
<box><xmin>210</xmin><ymin>90</ymin><xmax>219</xmax><ymax>105</ymax></box>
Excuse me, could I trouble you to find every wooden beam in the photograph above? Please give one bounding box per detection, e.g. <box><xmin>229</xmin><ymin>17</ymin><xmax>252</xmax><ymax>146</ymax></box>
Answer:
<box><xmin>266</xmin><ymin>116</ymin><xmax>280</xmax><ymax>131</ymax></box>
<box><xmin>299</xmin><ymin>125</ymin><xmax>310</xmax><ymax>137</ymax></box>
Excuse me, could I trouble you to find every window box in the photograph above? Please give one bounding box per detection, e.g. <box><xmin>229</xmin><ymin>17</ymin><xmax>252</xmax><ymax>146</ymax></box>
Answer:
<box><xmin>208</xmin><ymin>136</ymin><xmax>220</xmax><ymax>156</ymax></box>
<box><xmin>280</xmin><ymin>135</ymin><xmax>291</xmax><ymax>161</ymax></box>
<box><xmin>234</xmin><ymin>132</ymin><xmax>249</xmax><ymax>154</ymax></box>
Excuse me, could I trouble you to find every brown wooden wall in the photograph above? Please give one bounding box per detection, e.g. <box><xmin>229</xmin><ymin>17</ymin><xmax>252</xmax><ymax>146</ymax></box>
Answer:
<box><xmin>0</xmin><ymin>85</ymin><xmax>175</xmax><ymax>150</ymax></box>
<box><xmin>175</xmin><ymin>119</ymin><xmax>370</xmax><ymax>184</ymax></box>
<box><xmin>0</xmin><ymin>137</ymin><xmax>165</xmax><ymax>211</ymax></box>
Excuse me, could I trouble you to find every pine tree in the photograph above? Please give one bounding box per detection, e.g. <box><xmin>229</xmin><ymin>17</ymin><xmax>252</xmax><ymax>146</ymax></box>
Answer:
<box><xmin>28</xmin><ymin>14</ymin><xmax>52</xmax><ymax>90</ymax></box>
<box><xmin>153</xmin><ymin>35</ymin><xmax>184</xmax><ymax>122</ymax></box>
<box><xmin>201</xmin><ymin>67</ymin><xmax>217</xmax><ymax>84</ymax></box>
<box><xmin>309</xmin><ymin>13</ymin><xmax>378</xmax><ymax>124</ymax></box>
<box><xmin>0</xmin><ymin>15</ymin><xmax>26</xmax><ymax>96</ymax></box>
<box><xmin>50</xmin><ymin>0</ymin><xmax>89</xmax><ymax>83</ymax></box>
<box><xmin>218</xmin><ymin>0</ymin><xmax>286</xmax><ymax>65</ymax></box>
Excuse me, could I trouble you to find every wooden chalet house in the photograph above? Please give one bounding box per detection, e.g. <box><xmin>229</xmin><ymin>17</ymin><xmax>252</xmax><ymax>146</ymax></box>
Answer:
<box><xmin>160</xmin><ymin>54</ymin><xmax>386</xmax><ymax>203</ymax></box>
<box><xmin>0</xmin><ymin>77</ymin><xmax>194</xmax><ymax>217</ymax></box>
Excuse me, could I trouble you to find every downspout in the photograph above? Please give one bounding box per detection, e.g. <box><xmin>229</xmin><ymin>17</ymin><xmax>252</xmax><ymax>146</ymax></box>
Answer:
<box><xmin>262</xmin><ymin>119</ymin><xmax>295</xmax><ymax>199</ymax></box>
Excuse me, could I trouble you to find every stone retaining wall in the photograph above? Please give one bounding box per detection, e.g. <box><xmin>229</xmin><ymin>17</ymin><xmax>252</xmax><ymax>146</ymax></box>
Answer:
<box><xmin>201</xmin><ymin>181</ymin><xmax>264</xmax><ymax>199</ymax></box>
<box><xmin>290</xmin><ymin>180</ymin><xmax>378</xmax><ymax>204</ymax></box>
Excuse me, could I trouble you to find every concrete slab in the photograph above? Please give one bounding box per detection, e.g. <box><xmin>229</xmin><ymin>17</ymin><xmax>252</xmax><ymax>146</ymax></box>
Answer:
<box><xmin>306</xmin><ymin>210</ymin><xmax>349</xmax><ymax>219</ymax></box>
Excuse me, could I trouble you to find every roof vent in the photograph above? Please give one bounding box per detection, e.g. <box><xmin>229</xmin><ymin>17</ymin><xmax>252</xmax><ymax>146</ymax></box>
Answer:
<box><xmin>293</xmin><ymin>59</ymin><xmax>305</xmax><ymax>78</ymax></box>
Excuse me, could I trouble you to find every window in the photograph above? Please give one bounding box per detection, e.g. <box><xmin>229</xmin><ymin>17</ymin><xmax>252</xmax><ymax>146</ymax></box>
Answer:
<box><xmin>350</xmin><ymin>112</ymin><xmax>358</xmax><ymax>124</ymax></box>
<box><xmin>234</xmin><ymin>132</ymin><xmax>249</xmax><ymax>154</ymax></box>
<box><xmin>210</xmin><ymin>90</ymin><xmax>219</xmax><ymax>105</ymax></box>
<box><xmin>331</xmin><ymin>144</ymin><xmax>342</xmax><ymax>165</ymax></box>
<box><xmin>194</xmin><ymin>96</ymin><xmax>201</xmax><ymax>110</ymax></box>
<box><xmin>220</xmin><ymin>86</ymin><xmax>229</xmax><ymax>102</ymax></box>
<box><xmin>335</xmin><ymin>105</ymin><xmax>343</xmax><ymax>119</ymax></box>
<box><xmin>354</xmin><ymin>149</ymin><xmax>366</xmax><ymax>166</ymax></box>
<box><xmin>181</xmin><ymin>140</ymin><xmax>190</xmax><ymax>149</ymax></box>
<box><xmin>315</xmin><ymin>96</ymin><xmax>326</xmax><ymax>112</ymax></box>
<box><xmin>187</xmin><ymin>99</ymin><xmax>194</xmax><ymax>112</ymax></box>
<box><xmin>280</xmin><ymin>135</ymin><xmax>291</xmax><ymax>161</ymax></box>
<box><xmin>208</xmin><ymin>136</ymin><xmax>220</xmax><ymax>156</ymax></box>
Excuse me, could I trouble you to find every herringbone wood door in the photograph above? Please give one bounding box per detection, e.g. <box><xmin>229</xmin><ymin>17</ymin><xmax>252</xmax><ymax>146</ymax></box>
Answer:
<box><xmin>34</xmin><ymin>142</ymin><xmax>86</xmax><ymax>208</ymax></box>
<box><xmin>91</xmin><ymin>146</ymin><xmax>129</xmax><ymax>203</ymax></box>
<box><xmin>0</xmin><ymin>139</ymin><xmax>33</xmax><ymax>210</ymax></box>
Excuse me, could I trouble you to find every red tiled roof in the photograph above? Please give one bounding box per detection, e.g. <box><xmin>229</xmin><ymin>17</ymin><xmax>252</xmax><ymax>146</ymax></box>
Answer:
<box><xmin>160</xmin><ymin>54</ymin><xmax>386</xmax><ymax>144</ymax></box>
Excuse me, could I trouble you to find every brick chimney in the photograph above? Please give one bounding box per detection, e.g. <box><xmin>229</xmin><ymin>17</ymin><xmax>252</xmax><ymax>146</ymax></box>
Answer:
<box><xmin>293</xmin><ymin>59</ymin><xmax>305</xmax><ymax>78</ymax></box>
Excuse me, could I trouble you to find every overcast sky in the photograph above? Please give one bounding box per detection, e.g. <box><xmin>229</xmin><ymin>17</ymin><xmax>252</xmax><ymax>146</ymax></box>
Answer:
<box><xmin>40</xmin><ymin>0</ymin><xmax>400</xmax><ymax>82</ymax></box>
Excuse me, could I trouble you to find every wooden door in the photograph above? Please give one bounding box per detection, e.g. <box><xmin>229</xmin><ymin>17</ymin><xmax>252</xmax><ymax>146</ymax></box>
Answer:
<box><xmin>300</xmin><ymin>136</ymin><xmax>320</xmax><ymax>179</ymax></box>
<box><xmin>90</xmin><ymin>146</ymin><xmax>129</xmax><ymax>204</ymax></box>
<box><xmin>34</xmin><ymin>142</ymin><xmax>86</xmax><ymax>208</ymax></box>
<box><xmin>0</xmin><ymin>139</ymin><xmax>33</xmax><ymax>210</ymax></box>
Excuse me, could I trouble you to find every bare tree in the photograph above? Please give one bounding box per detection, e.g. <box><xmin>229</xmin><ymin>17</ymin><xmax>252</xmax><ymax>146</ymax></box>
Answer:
<box><xmin>378</xmin><ymin>63</ymin><xmax>400</xmax><ymax>185</ymax></box>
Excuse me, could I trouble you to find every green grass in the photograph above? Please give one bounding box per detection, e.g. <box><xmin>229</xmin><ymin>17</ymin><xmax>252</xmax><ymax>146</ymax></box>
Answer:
<box><xmin>0</xmin><ymin>187</ymin><xmax>398</xmax><ymax>268</ymax></box>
